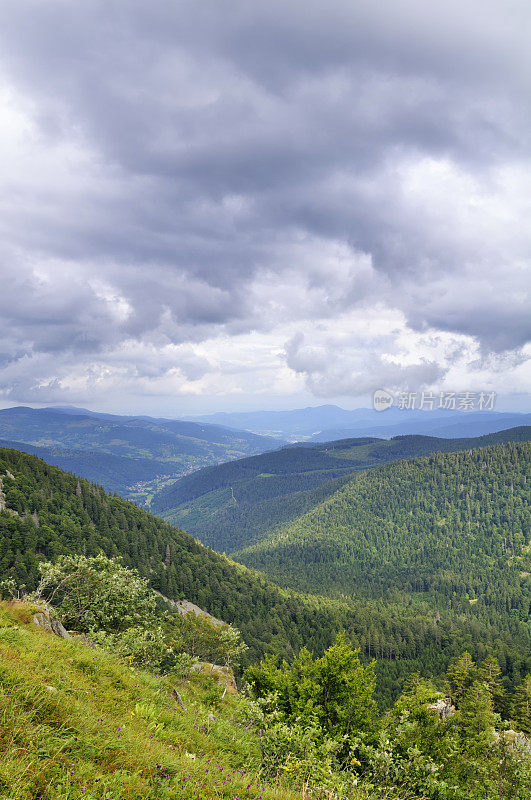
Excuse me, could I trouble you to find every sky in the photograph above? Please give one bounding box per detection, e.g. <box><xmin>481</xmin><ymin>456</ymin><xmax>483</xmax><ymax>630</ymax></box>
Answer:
<box><xmin>0</xmin><ymin>0</ymin><xmax>530</xmax><ymax>416</ymax></box>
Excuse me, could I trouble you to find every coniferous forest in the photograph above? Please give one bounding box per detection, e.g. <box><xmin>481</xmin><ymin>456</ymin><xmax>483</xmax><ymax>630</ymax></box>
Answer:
<box><xmin>1</xmin><ymin>442</ymin><xmax>529</xmax><ymax>706</ymax></box>
<box><xmin>236</xmin><ymin>442</ymin><xmax>530</xmax><ymax>612</ymax></box>
<box><xmin>0</xmin><ymin>436</ymin><xmax>530</xmax><ymax>798</ymax></box>
<box><xmin>152</xmin><ymin>426</ymin><xmax>531</xmax><ymax>554</ymax></box>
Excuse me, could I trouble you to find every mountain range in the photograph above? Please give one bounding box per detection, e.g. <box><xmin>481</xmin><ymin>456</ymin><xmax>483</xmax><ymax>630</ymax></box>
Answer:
<box><xmin>152</xmin><ymin>426</ymin><xmax>531</xmax><ymax>554</ymax></box>
<box><xmin>188</xmin><ymin>404</ymin><xmax>531</xmax><ymax>441</ymax></box>
<box><xmin>1</xmin><ymin>440</ymin><xmax>529</xmax><ymax>709</ymax></box>
<box><xmin>0</xmin><ymin>406</ymin><xmax>279</xmax><ymax>502</ymax></box>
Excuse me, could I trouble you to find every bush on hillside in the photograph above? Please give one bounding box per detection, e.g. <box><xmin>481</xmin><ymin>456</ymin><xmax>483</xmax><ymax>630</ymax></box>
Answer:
<box><xmin>36</xmin><ymin>553</ymin><xmax>157</xmax><ymax>633</ymax></box>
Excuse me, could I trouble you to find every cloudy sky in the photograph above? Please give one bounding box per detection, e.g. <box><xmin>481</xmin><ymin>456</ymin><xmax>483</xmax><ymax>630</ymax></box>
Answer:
<box><xmin>0</xmin><ymin>0</ymin><xmax>530</xmax><ymax>415</ymax></box>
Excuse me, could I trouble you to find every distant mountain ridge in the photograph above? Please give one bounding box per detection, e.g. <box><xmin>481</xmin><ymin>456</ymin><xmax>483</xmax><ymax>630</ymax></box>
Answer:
<box><xmin>310</xmin><ymin>410</ymin><xmax>531</xmax><ymax>442</ymax></box>
<box><xmin>187</xmin><ymin>403</ymin><xmax>531</xmax><ymax>441</ymax></box>
<box><xmin>0</xmin><ymin>406</ymin><xmax>280</xmax><ymax>502</ymax></box>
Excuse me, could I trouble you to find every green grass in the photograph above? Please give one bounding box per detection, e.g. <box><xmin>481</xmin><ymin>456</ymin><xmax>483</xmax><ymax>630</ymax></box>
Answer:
<box><xmin>0</xmin><ymin>602</ymin><xmax>375</xmax><ymax>800</ymax></box>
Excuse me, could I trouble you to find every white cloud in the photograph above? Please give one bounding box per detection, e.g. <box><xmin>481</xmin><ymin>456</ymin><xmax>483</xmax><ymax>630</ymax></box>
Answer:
<box><xmin>0</xmin><ymin>0</ymin><xmax>529</xmax><ymax>411</ymax></box>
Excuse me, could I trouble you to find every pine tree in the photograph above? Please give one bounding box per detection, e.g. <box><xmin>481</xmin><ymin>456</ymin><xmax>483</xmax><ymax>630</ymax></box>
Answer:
<box><xmin>445</xmin><ymin>652</ymin><xmax>477</xmax><ymax>706</ymax></box>
<box><xmin>513</xmin><ymin>674</ymin><xmax>531</xmax><ymax>735</ymax></box>
<box><xmin>478</xmin><ymin>655</ymin><xmax>507</xmax><ymax>715</ymax></box>
<box><xmin>458</xmin><ymin>680</ymin><xmax>496</xmax><ymax>754</ymax></box>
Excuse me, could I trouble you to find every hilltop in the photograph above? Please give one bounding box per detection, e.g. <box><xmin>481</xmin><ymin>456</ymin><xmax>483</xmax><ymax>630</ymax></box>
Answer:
<box><xmin>152</xmin><ymin>426</ymin><xmax>531</xmax><ymax>555</ymax></box>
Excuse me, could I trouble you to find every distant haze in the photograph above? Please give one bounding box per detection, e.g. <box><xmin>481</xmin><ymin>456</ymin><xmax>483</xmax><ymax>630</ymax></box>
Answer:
<box><xmin>189</xmin><ymin>404</ymin><xmax>531</xmax><ymax>440</ymax></box>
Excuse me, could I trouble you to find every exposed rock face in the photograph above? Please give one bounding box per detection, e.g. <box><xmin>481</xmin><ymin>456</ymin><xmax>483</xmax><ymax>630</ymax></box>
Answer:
<box><xmin>495</xmin><ymin>729</ymin><xmax>531</xmax><ymax>753</ymax></box>
<box><xmin>33</xmin><ymin>610</ymin><xmax>99</xmax><ymax>648</ymax></box>
<box><xmin>50</xmin><ymin>619</ymin><xmax>72</xmax><ymax>639</ymax></box>
<box><xmin>427</xmin><ymin>697</ymin><xmax>456</xmax><ymax>719</ymax></box>
<box><xmin>31</xmin><ymin>611</ymin><xmax>51</xmax><ymax>631</ymax></box>
<box><xmin>33</xmin><ymin>611</ymin><xmax>71</xmax><ymax>639</ymax></box>
<box><xmin>156</xmin><ymin>592</ymin><xmax>225</xmax><ymax>628</ymax></box>
<box><xmin>32</xmin><ymin>609</ymin><xmax>94</xmax><ymax>646</ymax></box>
<box><xmin>0</xmin><ymin>472</ymin><xmax>19</xmax><ymax>516</ymax></box>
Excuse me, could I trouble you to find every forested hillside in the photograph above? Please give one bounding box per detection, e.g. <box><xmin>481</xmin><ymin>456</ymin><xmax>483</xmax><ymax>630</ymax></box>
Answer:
<box><xmin>0</xmin><ymin>406</ymin><xmax>278</xmax><ymax>502</ymax></box>
<box><xmin>153</xmin><ymin>427</ymin><xmax>531</xmax><ymax>554</ymax></box>
<box><xmin>0</xmin><ymin>446</ymin><xmax>338</xmax><ymax>666</ymax></box>
<box><xmin>236</xmin><ymin>442</ymin><xmax>530</xmax><ymax>637</ymax></box>
<box><xmin>0</xmin><ymin>445</ymin><xmax>530</xmax><ymax>707</ymax></box>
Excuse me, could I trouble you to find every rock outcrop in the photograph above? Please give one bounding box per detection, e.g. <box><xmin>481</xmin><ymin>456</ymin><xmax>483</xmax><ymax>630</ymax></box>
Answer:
<box><xmin>32</xmin><ymin>608</ymin><xmax>94</xmax><ymax>646</ymax></box>
<box><xmin>33</xmin><ymin>611</ymin><xmax>71</xmax><ymax>640</ymax></box>
<box><xmin>156</xmin><ymin>592</ymin><xmax>225</xmax><ymax>627</ymax></box>
<box><xmin>494</xmin><ymin>729</ymin><xmax>531</xmax><ymax>753</ymax></box>
<box><xmin>427</xmin><ymin>697</ymin><xmax>456</xmax><ymax>719</ymax></box>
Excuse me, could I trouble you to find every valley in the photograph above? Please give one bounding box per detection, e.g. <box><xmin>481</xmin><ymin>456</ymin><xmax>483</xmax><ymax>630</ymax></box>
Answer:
<box><xmin>0</xmin><ymin>420</ymin><xmax>530</xmax><ymax>799</ymax></box>
<box><xmin>0</xmin><ymin>406</ymin><xmax>280</xmax><ymax>503</ymax></box>
<box><xmin>152</xmin><ymin>425</ymin><xmax>531</xmax><ymax>554</ymax></box>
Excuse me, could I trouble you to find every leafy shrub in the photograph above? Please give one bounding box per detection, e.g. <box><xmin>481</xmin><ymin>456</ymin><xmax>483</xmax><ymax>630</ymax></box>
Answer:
<box><xmin>93</xmin><ymin>625</ymin><xmax>173</xmax><ymax>672</ymax></box>
<box><xmin>36</xmin><ymin>553</ymin><xmax>157</xmax><ymax>633</ymax></box>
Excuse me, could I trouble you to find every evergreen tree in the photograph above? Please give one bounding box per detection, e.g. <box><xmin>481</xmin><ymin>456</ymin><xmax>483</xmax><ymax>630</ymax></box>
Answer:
<box><xmin>513</xmin><ymin>675</ymin><xmax>531</xmax><ymax>735</ymax></box>
<box><xmin>458</xmin><ymin>680</ymin><xmax>496</xmax><ymax>754</ymax></box>
<box><xmin>445</xmin><ymin>651</ymin><xmax>477</xmax><ymax>705</ymax></box>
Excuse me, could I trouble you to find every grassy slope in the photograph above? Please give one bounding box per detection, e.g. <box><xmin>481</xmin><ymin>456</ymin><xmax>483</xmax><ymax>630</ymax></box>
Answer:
<box><xmin>2</xmin><ymin>600</ymin><xmax>372</xmax><ymax>800</ymax></box>
<box><xmin>153</xmin><ymin>427</ymin><xmax>531</xmax><ymax>554</ymax></box>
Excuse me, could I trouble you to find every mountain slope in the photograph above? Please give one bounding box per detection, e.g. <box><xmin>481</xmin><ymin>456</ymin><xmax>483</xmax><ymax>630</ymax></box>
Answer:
<box><xmin>235</xmin><ymin>442</ymin><xmax>531</xmax><ymax>622</ymax></box>
<box><xmin>0</xmin><ymin>406</ymin><xmax>279</xmax><ymax>502</ymax></box>
<box><xmin>152</xmin><ymin>427</ymin><xmax>531</xmax><ymax>554</ymax></box>
<box><xmin>0</xmin><ymin>445</ymin><xmax>336</xmax><ymax>665</ymax></box>
<box><xmin>0</xmin><ymin>600</ymin><xmax>307</xmax><ymax>800</ymax></box>
<box><xmin>1</xmin><ymin>603</ymin><xmax>529</xmax><ymax>800</ymax></box>
<box><xmin>1</xmin><ymin>445</ymin><xmax>530</xmax><ymax>706</ymax></box>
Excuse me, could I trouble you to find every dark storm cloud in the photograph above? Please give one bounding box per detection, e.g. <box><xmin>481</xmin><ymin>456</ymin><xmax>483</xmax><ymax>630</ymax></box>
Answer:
<box><xmin>0</xmin><ymin>0</ymin><xmax>529</xmax><ymax>402</ymax></box>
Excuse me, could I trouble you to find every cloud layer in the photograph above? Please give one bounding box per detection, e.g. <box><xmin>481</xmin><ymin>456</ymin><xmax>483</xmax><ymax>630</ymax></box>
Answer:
<box><xmin>0</xmin><ymin>0</ymin><xmax>529</xmax><ymax>412</ymax></box>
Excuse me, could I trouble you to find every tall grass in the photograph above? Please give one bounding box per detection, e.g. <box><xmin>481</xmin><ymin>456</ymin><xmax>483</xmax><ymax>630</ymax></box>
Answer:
<box><xmin>0</xmin><ymin>602</ymin><xmax>375</xmax><ymax>800</ymax></box>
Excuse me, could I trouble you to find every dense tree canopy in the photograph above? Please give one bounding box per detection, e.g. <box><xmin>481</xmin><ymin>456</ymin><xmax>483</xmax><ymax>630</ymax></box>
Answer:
<box><xmin>0</xmin><ymin>443</ymin><xmax>529</xmax><ymax>707</ymax></box>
